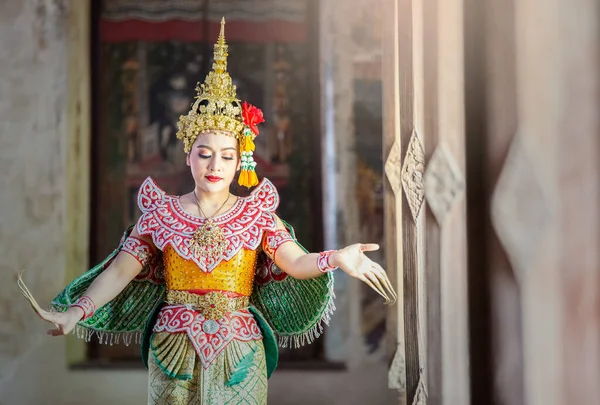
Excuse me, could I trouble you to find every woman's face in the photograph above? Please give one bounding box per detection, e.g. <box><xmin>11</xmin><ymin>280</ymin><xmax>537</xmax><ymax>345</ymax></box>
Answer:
<box><xmin>186</xmin><ymin>132</ymin><xmax>240</xmax><ymax>194</ymax></box>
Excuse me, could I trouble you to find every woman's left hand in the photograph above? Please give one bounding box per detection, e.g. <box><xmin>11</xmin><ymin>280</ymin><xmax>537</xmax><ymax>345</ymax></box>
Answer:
<box><xmin>330</xmin><ymin>244</ymin><xmax>398</xmax><ymax>305</ymax></box>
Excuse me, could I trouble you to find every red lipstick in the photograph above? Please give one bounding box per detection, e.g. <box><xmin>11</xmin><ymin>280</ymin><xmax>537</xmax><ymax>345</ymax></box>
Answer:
<box><xmin>205</xmin><ymin>175</ymin><xmax>222</xmax><ymax>183</ymax></box>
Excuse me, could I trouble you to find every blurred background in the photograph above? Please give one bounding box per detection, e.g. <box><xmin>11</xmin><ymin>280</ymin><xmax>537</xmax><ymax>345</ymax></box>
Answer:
<box><xmin>0</xmin><ymin>0</ymin><xmax>599</xmax><ymax>404</ymax></box>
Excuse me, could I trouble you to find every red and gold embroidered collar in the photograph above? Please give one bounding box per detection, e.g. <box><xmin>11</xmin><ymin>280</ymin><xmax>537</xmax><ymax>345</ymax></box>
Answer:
<box><xmin>136</xmin><ymin>176</ymin><xmax>279</xmax><ymax>273</ymax></box>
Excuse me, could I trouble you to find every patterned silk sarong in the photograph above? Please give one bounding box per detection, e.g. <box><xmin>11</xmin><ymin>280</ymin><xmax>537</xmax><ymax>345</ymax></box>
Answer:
<box><xmin>147</xmin><ymin>306</ymin><xmax>267</xmax><ymax>404</ymax></box>
<box><xmin>148</xmin><ymin>336</ymin><xmax>267</xmax><ymax>405</ymax></box>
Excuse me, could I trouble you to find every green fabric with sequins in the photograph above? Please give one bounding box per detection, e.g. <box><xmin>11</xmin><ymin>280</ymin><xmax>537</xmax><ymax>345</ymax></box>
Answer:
<box><xmin>250</xmin><ymin>219</ymin><xmax>335</xmax><ymax>349</ymax></box>
<box><xmin>51</xmin><ymin>226</ymin><xmax>166</xmax><ymax>344</ymax></box>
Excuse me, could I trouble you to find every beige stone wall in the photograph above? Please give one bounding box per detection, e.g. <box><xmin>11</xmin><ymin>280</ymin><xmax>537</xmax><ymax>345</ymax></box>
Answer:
<box><xmin>0</xmin><ymin>0</ymin><xmax>70</xmax><ymax>388</ymax></box>
<box><xmin>0</xmin><ymin>1</ymin><xmax>150</xmax><ymax>404</ymax></box>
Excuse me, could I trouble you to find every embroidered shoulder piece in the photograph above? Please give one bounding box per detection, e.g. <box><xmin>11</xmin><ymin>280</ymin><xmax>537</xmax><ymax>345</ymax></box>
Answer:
<box><xmin>136</xmin><ymin>176</ymin><xmax>279</xmax><ymax>273</ymax></box>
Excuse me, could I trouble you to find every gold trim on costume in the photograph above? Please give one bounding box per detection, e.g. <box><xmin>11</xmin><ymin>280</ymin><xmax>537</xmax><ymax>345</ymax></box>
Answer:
<box><xmin>166</xmin><ymin>290</ymin><xmax>250</xmax><ymax>320</ymax></box>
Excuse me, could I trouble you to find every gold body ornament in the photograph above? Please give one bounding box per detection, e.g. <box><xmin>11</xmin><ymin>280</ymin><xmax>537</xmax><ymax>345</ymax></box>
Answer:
<box><xmin>189</xmin><ymin>191</ymin><xmax>231</xmax><ymax>265</ymax></box>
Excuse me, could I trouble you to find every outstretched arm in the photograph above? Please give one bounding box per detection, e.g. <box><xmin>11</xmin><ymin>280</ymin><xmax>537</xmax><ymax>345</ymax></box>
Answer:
<box><xmin>25</xmin><ymin>228</ymin><xmax>155</xmax><ymax>336</ymax></box>
<box><xmin>264</xmin><ymin>216</ymin><xmax>397</xmax><ymax>304</ymax></box>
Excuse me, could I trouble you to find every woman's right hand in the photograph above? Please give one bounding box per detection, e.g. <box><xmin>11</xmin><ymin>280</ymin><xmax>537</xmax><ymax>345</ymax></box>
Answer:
<box><xmin>38</xmin><ymin>307</ymin><xmax>83</xmax><ymax>336</ymax></box>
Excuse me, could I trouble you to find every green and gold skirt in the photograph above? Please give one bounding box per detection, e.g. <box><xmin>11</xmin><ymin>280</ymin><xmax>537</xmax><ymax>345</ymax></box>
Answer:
<box><xmin>147</xmin><ymin>332</ymin><xmax>268</xmax><ymax>405</ymax></box>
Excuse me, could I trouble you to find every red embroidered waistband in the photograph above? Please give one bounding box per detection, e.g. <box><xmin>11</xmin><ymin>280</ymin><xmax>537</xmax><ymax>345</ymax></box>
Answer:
<box><xmin>152</xmin><ymin>305</ymin><xmax>262</xmax><ymax>368</ymax></box>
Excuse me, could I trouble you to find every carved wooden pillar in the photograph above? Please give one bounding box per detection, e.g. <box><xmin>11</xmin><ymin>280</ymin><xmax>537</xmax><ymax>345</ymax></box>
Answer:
<box><xmin>479</xmin><ymin>0</ymin><xmax>525</xmax><ymax>403</ymax></box>
<box><xmin>384</xmin><ymin>0</ymin><xmax>469</xmax><ymax>403</ymax></box>
<box><xmin>382</xmin><ymin>0</ymin><xmax>406</xmax><ymax>400</ymax></box>
<box><xmin>489</xmin><ymin>0</ymin><xmax>600</xmax><ymax>403</ymax></box>
<box><xmin>465</xmin><ymin>0</ymin><xmax>600</xmax><ymax>404</ymax></box>
<box><xmin>389</xmin><ymin>0</ymin><xmax>599</xmax><ymax>403</ymax></box>
<box><xmin>422</xmin><ymin>0</ymin><xmax>469</xmax><ymax>403</ymax></box>
<box><xmin>383</xmin><ymin>0</ymin><xmax>427</xmax><ymax>402</ymax></box>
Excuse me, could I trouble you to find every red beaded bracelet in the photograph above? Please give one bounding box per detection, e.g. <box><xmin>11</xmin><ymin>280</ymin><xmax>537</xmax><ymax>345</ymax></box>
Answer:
<box><xmin>71</xmin><ymin>296</ymin><xmax>96</xmax><ymax>321</ymax></box>
<box><xmin>317</xmin><ymin>250</ymin><xmax>337</xmax><ymax>273</ymax></box>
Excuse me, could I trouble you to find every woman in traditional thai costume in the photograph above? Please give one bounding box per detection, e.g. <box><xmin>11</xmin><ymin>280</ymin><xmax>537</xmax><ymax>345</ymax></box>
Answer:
<box><xmin>19</xmin><ymin>18</ymin><xmax>397</xmax><ymax>405</ymax></box>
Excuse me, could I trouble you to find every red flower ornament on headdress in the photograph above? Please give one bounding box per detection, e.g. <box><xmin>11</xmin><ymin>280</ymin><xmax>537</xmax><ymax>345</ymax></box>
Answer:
<box><xmin>242</xmin><ymin>102</ymin><xmax>265</xmax><ymax>135</ymax></box>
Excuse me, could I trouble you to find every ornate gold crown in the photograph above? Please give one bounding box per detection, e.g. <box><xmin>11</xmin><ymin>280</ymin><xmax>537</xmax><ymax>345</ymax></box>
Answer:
<box><xmin>176</xmin><ymin>18</ymin><xmax>264</xmax><ymax>188</ymax></box>
<box><xmin>176</xmin><ymin>18</ymin><xmax>245</xmax><ymax>153</ymax></box>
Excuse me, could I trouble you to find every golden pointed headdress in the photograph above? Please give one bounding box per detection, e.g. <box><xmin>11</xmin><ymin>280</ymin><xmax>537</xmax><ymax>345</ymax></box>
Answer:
<box><xmin>176</xmin><ymin>18</ymin><xmax>263</xmax><ymax>187</ymax></box>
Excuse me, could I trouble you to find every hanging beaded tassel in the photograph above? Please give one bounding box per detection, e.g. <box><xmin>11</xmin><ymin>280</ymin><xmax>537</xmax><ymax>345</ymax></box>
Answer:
<box><xmin>239</xmin><ymin>150</ymin><xmax>258</xmax><ymax>187</ymax></box>
<box><xmin>239</xmin><ymin>106</ymin><xmax>263</xmax><ymax>188</ymax></box>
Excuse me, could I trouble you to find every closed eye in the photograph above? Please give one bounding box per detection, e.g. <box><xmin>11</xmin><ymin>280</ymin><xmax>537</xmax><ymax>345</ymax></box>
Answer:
<box><xmin>198</xmin><ymin>154</ymin><xmax>211</xmax><ymax>159</ymax></box>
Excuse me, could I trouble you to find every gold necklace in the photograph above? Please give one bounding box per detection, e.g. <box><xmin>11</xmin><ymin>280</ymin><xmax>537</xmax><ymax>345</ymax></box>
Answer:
<box><xmin>189</xmin><ymin>191</ymin><xmax>231</xmax><ymax>262</ymax></box>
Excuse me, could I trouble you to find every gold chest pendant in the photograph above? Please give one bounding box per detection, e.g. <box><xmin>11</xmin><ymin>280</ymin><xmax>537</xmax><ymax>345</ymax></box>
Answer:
<box><xmin>190</xmin><ymin>218</ymin><xmax>228</xmax><ymax>260</ymax></box>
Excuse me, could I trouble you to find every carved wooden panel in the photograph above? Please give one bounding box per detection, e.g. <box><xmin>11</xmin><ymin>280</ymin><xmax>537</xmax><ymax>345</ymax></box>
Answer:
<box><xmin>466</xmin><ymin>0</ymin><xmax>525</xmax><ymax>403</ymax></box>
<box><xmin>395</xmin><ymin>0</ymin><xmax>427</xmax><ymax>403</ymax></box>
<box><xmin>384</xmin><ymin>0</ymin><xmax>470</xmax><ymax>404</ymax></box>
<box><xmin>411</xmin><ymin>375</ymin><xmax>428</xmax><ymax>405</ymax></box>
<box><xmin>491</xmin><ymin>136</ymin><xmax>549</xmax><ymax>281</ymax></box>
<box><xmin>401</xmin><ymin>131</ymin><xmax>425</xmax><ymax>223</ymax></box>
<box><xmin>465</xmin><ymin>0</ymin><xmax>600</xmax><ymax>405</ymax></box>
<box><xmin>385</xmin><ymin>139</ymin><xmax>402</xmax><ymax>197</ymax></box>
<box><xmin>382</xmin><ymin>0</ymin><xmax>407</xmax><ymax>403</ymax></box>
<box><xmin>388</xmin><ymin>0</ymin><xmax>600</xmax><ymax>404</ymax></box>
<box><xmin>388</xmin><ymin>343</ymin><xmax>407</xmax><ymax>391</ymax></box>
<box><xmin>421</xmin><ymin>0</ymin><xmax>470</xmax><ymax>403</ymax></box>
<box><xmin>425</xmin><ymin>144</ymin><xmax>465</xmax><ymax>225</ymax></box>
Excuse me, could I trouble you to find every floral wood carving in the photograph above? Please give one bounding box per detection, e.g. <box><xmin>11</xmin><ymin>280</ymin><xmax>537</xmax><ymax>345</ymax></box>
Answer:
<box><xmin>388</xmin><ymin>344</ymin><xmax>407</xmax><ymax>391</ymax></box>
<box><xmin>401</xmin><ymin>130</ymin><xmax>426</xmax><ymax>222</ymax></box>
<box><xmin>424</xmin><ymin>144</ymin><xmax>465</xmax><ymax>225</ymax></box>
